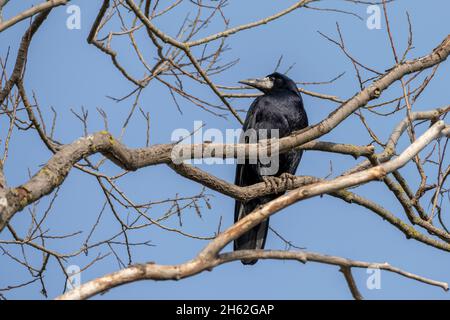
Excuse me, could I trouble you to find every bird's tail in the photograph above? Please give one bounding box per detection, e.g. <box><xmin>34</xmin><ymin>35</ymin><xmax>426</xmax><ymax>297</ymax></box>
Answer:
<box><xmin>233</xmin><ymin>197</ymin><xmax>272</xmax><ymax>265</ymax></box>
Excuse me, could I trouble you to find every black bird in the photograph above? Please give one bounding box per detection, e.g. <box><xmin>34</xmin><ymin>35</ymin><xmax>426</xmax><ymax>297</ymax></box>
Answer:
<box><xmin>234</xmin><ymin>72</ymin><xmax>308</xmax><ymax>265</ymax></box>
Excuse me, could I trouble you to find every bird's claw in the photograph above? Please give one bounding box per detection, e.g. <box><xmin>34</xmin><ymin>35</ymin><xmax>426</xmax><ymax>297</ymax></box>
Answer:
<box><xmin>279</xmin><ymin>173</ymin><xmax>297</xmax><ymax>190</ymax></box>
<box><xmin>262</xmin><ymin>176</ymin><xmax>281</xmax><ymax>193</ymax></box>
<box><xmin>262</xmin><ymin>173</ymin><xmax>297</xmax><ymax>193</ymax></box>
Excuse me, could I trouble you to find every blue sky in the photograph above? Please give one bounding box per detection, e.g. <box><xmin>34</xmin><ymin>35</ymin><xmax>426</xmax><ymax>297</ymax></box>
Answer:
<box><xmin>1</xmin><ymin>0</ymin><xmax>450</xmax><ymax>299</ymax></box>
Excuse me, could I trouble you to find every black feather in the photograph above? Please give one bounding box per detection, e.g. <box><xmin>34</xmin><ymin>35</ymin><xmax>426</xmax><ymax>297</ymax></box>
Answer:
<box><xmin>234</xmin><ymin>72</ymin><xmax>308</xmax><ymax>265</ymax></box>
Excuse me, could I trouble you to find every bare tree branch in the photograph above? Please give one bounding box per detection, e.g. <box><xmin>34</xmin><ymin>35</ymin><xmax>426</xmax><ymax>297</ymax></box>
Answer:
<box><xmin>56</xmin><ymin>249</ymin><xmax>448</xmax><ymax>300</ymax></box>
<box><xmin>0</xmin><ymin>0</ymin><xmax>68</xmax><ymax>33</ymax></box>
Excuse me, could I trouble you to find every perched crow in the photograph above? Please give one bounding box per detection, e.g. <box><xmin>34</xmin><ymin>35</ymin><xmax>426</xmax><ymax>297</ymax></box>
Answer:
<box><xmin>234</xmin><ymin>72</ymin><xmax>308</xmax><ymax>265</ymax></box>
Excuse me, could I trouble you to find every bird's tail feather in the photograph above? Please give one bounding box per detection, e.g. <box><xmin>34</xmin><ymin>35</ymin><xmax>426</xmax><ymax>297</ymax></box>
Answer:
<box><xmin>234</xmin><ymin>197</ymin><xmax>272</xmax><ymax>265</ymax></box>
<box><xmin>234</xmin><ymin>219</ymin><xmax>269</xmax><ymax>265</ymax></box>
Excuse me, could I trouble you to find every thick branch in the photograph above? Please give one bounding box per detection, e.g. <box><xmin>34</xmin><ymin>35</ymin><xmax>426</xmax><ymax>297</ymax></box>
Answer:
<box><xmin>0</xmin><ymin>131</ymin><xmax>370</xmax><ymax>231</ymax></box>
<box><xmin>196</xmin><ymin>121</ymin><xmax>448</xmax><ymax>259</ymax></box>
<box><xmin>0</xmin><ymin>0</ymin><xmax>67</xmax><ymax>33</ymax></box>
<box><xmin>56</xmin><ymin>249</ymin><xmax>448</xmax><ymax>300</ymax></box>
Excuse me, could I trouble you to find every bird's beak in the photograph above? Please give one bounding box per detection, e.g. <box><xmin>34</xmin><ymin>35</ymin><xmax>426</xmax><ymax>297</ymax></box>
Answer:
<box><xmin>239</xmin><ymin>77</ymin><xmax>274</xmax><ymax>91</ymax></box>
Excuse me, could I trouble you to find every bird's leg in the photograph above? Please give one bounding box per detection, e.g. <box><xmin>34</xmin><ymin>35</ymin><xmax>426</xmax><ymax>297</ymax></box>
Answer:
<box><xmin>279</xmin><ymin>173</ymin><xmax>297</xmax><ymax>190</ymax></box>
<box><xmin>262</xmin><ymin>175</ymin><xmax>281</xmax><ymax>193</ymax></box>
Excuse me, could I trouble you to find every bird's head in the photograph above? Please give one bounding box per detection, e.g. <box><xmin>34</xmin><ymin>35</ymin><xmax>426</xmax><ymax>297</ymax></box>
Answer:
<box><xmin>238</xmin><ymin>72</ymin><xmax>299</xmax><ymax>95</ymax></box>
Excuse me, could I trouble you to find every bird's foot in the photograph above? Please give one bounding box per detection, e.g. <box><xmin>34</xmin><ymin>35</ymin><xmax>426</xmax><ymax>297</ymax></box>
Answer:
<box><xmin>262</xmin><ymin>176</ymin><xmax>282</xmax><ymax>193</ymax></box>
<box><xmin>279</xmin><ymin>173</ymin><xmax>297</xmax><ymax>190</ymax></box>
